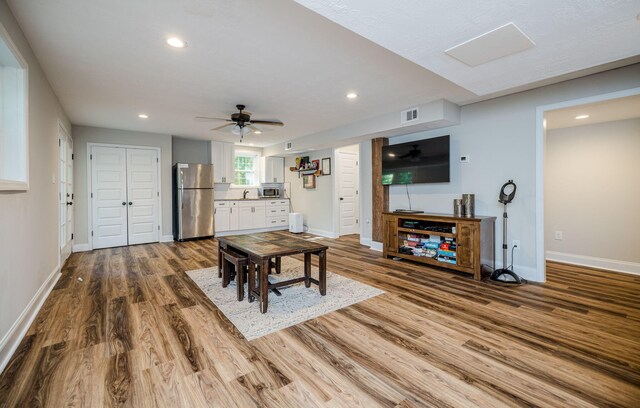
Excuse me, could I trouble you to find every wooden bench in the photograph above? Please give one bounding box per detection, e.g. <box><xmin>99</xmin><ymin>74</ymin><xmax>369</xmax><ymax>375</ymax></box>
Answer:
<box><xmin>220</xmin><ymin>247</ymin><xmax>249</xmax><ymax>301</ymax></box>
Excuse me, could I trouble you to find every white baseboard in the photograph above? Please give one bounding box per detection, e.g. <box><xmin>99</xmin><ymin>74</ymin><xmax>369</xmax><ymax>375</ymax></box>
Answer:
<box><xmin>546</xmin><ymin>251</ymin><xmax>640</xmax><ymax>276</ymax></box>
<box><xmin>161</xmin><ymin>235</ymin><xmax>174</xmax><ymax>243</ymax></box>
<box><xmin>491</xmin><ymin>256</ymin><xmax>542</xmax><ymax>282</ymax></box>
<box><xmin>72</xmin><ymin>243</ymin><xmax>91</xmax><ymax>252</ymax></box>
<box><xmin>360</xmin><ymin>237</ymin><xmax>371</xmax><ymax>247</ymax></box>
<box><xmin>370</xmin><ymin>241</ymin><xmax>383</xmax><ymax>252</ymax></box>
<box><xmin>0</xmin><ymin>264</ymin><xmax>61</xmax><ymax>374</ymax></box>
<box><xmin>306</xmin><ymin>228</ymin><xmax>337</xmax><ymax>239</ymax></box>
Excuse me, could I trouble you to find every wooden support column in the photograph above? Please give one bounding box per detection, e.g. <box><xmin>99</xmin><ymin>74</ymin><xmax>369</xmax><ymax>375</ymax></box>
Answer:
<box><xmin>371</xmin><ymin>137</ymin><xmax>389</xmax><ymax>242</ymax></box>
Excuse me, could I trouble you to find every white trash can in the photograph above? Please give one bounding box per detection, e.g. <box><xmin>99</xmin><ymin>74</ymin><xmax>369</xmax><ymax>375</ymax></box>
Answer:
<box><xmin>289</xmin><ymin>213</ymin><xmax>303</xmax><ymax>233</ymax></box>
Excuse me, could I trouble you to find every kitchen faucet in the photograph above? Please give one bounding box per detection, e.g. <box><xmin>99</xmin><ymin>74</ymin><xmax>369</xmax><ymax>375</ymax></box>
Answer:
<box><xmin>243</xmin><ymin>189</ymin><xmax>249</xmax><ymax>199</ymax></box>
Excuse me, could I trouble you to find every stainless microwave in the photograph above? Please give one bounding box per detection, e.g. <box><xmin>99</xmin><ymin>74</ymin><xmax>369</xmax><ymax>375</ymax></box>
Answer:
<box><xmin>262</xmin><ymin>187</ymin><xmax>280</xmax><ymax>198</ymax></box>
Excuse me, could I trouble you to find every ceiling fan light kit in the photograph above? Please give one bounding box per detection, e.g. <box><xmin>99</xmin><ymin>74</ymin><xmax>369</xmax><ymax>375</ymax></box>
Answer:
<box><xmin>196</xmin><ymin>104</ymin><xmax>284</xmax><ymax>142</ymax></box>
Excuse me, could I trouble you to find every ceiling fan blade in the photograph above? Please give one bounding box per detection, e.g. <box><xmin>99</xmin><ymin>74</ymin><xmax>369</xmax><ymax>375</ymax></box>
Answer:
<box><xmin>210</xmin><ymin>123</ymin><xmax>234</xmax><ymax>131</ymax></box>
<box><xmin>195</xmin><ymin>116</ymin><xmax>233</xmax><ymax>122</ymax></box>
<box><xmin>249</xmin><ymin>120</ymin><xmax>284</xmax><ymax>127</ymax></box>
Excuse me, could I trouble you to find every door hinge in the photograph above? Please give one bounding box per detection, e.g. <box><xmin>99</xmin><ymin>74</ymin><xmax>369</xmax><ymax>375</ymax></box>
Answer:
<box><xmin>356</xmin><ymin>161</ymin><xmax>358</xmax><ymax>166</ymax></box>
<box><xmin>72</xmin><ymin>154</ymin><xmax>74</xmax><ymax>160</ymax></box>
<box><xmin>157</xmin><ymin>158</ymin><xmax>159</xmax><ymax>163</ymax></box>
<box><xmin>58</xmin><ymin>139</ymin><xmax>61</xmax><ymax>147</ymax></box>
<box><xmin>72</xmin><ymin>193</ymin><xmax>74</xmax><ymax>199</ymax></box>
<box><xmin>91</xmin><ymin>231</ymin><xmax>94</xmax><ymax>236</ymax></box>
<box><xmin>90</xmin><ymin>154</ymin><xmax>93</xmax><ymax>160</ymax></box>
<box><xmin>158</xmin><ymin>225</ymin><xmax>160</xmax><ymax>230</ymax></box>
<box><xmin>91</xmin><ymin>192</ymin><xmax>93</xmax><ymax>198</ymax></box>
<box><xmin>356</xmin><ymin>189</ymin><xmax>358</xmax><ymax>195</ymax></box>
<box><xmin>71</xmin><ymin>233</ymin><xmax>74</xmax><ymax>240</ymax></box>
<box><xmin>157</xmin><ymin>192</ymin><xmax>159</xmax><ymax>197</ymax></box>
<box><xmin>356</xmin><ymin>219</ymin><xmax>359</xmax><ymax>224</ymax></box>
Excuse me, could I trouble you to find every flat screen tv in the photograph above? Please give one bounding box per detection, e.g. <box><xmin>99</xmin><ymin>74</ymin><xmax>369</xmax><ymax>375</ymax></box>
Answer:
<box><xmin>381</xmin><ymin>135</ymin><xmax>450</xmax><ymax>185</ymax></box>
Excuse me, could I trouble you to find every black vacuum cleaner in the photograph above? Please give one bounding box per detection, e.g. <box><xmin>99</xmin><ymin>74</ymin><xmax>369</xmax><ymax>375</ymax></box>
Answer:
<box><xmin>490</xmin><ymin>180</ymin><xmax>525</xmax><ymax>284</ymax></box>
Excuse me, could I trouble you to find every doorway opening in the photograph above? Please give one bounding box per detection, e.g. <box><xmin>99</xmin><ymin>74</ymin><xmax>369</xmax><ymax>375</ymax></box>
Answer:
<box><xmin>535</xmin><ymin>87</ymin><xmax>640</xmax><ymax>281</ymax></box>
<box><xmin>335</xmin><ymin>145</ymin><xmax>360</xmax><ymax>238</ymax></box>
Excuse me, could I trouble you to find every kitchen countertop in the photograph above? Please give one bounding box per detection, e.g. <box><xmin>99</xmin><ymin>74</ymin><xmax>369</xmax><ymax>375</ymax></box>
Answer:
<box><xmin>214</xmin><ymin>198</ymin><xmax>288</xmax><ymax>201</ymax></box>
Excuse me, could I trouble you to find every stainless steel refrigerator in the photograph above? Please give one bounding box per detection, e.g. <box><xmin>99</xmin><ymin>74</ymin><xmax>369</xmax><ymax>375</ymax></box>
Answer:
<box><xmin>173</xmin><ymin>163</ymin><xmax>215</xmax><ymax>241</ymax></box>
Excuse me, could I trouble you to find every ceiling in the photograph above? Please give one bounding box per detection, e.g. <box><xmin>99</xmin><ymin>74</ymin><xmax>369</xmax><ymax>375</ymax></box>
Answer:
<box><xmin>545</xmin><ymin>94</ymin><xmax>640</xmax><ymax>130</ymax></box>
<box><xmin>7</xmin><ymin>0</ymin><xmax>640</xmax><ymax>148</ymax></box>
<box><xmin>294</xmin><ymin>0</ymin><xmax>640</xmax><ymax>96</ymax></box>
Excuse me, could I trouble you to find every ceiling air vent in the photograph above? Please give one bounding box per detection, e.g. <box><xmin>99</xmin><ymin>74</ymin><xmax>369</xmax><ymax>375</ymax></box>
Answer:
<box><xmin>284</xmin><ymin>141</ymin><xmax>293</xmax><ymax>151</ymax></box>
<box><xmin>401</xmin><ymin>107</ymin><xmax>419</xmax><ymax>124</ymax></box>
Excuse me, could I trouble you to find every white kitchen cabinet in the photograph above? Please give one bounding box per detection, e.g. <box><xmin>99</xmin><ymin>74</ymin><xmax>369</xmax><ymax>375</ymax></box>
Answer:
<box><xmin>214</xmin><ymin>207</ymin><xmax>230</xmax><ymax>232</ymax></box>
<box><xmin>211</xmin><ymin>141</ymin><xmax>235</xmax><ymax>183</ymax></box>
<box><xmin>214</xmin><ymin>201</ymin><xmax>238</xmax><ymax>232</ymax></box>
<box><xmin>266</xmin><ymin>199</ymin><xmax>289</xmax><ymax>227</ymax></box>
<box><xmin>260</xmin><ymin>156</ymin><xmax>285</xmax><ymax>183</ymax></box>
<box><xmin>229</xmin><ymin>201</ymin><xmax>239</xmax><ymax>230</ymax></box>
<box><xmin>214</xmin><ymin>199</ymin><xmax>287</xmax><ymax>234</ymax></box>
<box><xmin>238</xmin><ymin>201</ymin><xmax>266</xmax><ymax>229</ymax></box>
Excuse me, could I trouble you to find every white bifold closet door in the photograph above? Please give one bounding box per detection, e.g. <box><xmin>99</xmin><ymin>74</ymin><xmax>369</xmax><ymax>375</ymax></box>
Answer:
<box><xmin>127</xmin><ymin>148</ymin><xmax>160</xmax><ymax>245</ymax></box>
<box><xmin>91</xmin><ymin>146</ymin><xmax>159</xmax><ymax>249</ymax></box>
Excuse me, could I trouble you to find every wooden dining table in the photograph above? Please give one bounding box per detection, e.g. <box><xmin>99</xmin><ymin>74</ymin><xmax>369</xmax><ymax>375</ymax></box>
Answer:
<box><xmin>217</xmin><ymin>233</ymin><xmax>328</xmax><ymax>313</ymax></box>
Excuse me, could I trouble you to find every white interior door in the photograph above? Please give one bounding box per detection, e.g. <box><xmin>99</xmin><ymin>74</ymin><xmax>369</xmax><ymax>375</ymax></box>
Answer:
<box><xmin>126</xmin><ymin>148</ymin><xmax>160</xmax><ymax>245</ymax></box>
<box><xmin>338</xmin><ymin>151</ymin><xmax>359</xmax><ymax>236</ymax></box>
<box><xmin>58</xmin><ymin>124</ymin><xmax>73</xmax><ymax>262</ymax></box>
<box><xmin>91</xmin><ymin>146</ymin><xmax>128</xmax><ymax>249</ymax></box>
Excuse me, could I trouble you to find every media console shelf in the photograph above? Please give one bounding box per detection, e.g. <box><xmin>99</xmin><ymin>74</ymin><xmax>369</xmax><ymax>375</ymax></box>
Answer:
<box><xmin>383</xmin><ymin>212</ymin><xmax>496</xmax><ymax>280</ymax></box>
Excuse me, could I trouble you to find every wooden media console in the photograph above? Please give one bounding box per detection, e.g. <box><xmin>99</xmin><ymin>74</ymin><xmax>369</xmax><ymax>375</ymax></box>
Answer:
<box><xmin>383</xmin><ymin>212</ymin><xmax>496</xmax><ymax>280</ymax></box>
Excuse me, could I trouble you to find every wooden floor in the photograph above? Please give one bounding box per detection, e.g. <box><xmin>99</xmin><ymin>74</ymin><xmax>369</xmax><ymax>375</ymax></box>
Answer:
<box><xmin>1</xmin><ymin>233</ymin><xmax>639</xmax><ymax>407</ymax></box>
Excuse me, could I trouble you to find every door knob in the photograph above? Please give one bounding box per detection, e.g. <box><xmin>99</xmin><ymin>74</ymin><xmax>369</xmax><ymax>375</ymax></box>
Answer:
<box><xmin>122</xmin><ymin>202</ymin><xmax>126</xmax><ymax>206</ymax></box>
<box><xmin>340</xmin><ymin>197</ymin><xmax>344</xmax><ymax>200</ymax></box>
<box><xmin>128</xmin><ymin>202</ymin><xmax>133</xmax><ymax>206</ymax></box>
<box><xmin>66</xmin><ymin>202</ymin><xmax>73</xmax><ymax>206</ymax></box>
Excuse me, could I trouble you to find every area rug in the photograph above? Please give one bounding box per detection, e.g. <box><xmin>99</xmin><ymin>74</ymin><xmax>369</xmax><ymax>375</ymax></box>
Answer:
<box><xmin>185</xmin><ymin>257</ymin><xmax>384</xmax><ymax>341</ymax></box>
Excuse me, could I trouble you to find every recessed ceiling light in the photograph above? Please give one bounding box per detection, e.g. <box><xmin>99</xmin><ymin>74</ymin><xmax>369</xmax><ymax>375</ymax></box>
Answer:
<box><xmin>254</xmin><ymin>130</ymin><xmax>262</xmax><ymax>134</ymax></box>
<box><xmin>575</xmin><ymin>114</ymin><xmax>590</xmax><ymax>120</ymax></box>
<box><xmin>167</xmin><ymin>37</ymin><xmax>187</xmax><ymax>48</ymax></box>
<box><xmin>138</xmin><ymin>113</ymin><xmax>149</xmax><ymax>119</ymax></box>
<box><xmin>346</xmin><ymin>92</ymin><xmax>358</xmax><ymax>99</ymax></box>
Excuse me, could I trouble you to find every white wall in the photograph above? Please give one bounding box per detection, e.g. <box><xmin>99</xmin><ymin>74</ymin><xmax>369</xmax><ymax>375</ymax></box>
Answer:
<box><xmin>285</xmin><ymin>149</ymin><xmax>336</xmax><ymax>237</ymax></box>
<box><xmin>0</xmin><ymin>0</ymin><xmax>71</xmax><ymax>369</ymax></box>
<box><xmin>72</xmin><ymin>125</ymin><xmax>173</xmax><ymax>245</ymax></box>
<box><xmin>545</xmin><ymin>118</ymin><xmax>640</xmax><ymax>265</ymax></box>
<box><xmin>360</xmin><ymin>64</ymin><xmax>640</xmax><ymax>281</ymax></box>
<box><xmin>172</xmin><ymin>136</ymin><xmax>210</xmax><ymax>164</ymax></box>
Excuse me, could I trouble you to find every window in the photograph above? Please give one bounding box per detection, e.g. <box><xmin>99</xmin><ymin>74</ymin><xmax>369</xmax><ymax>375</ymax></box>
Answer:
<box><xmin>233</xmin><ymin>151</ymin><xmax>259</xmax><ymax>187</ymax></box>
<box><xmin>0</xmin><ymin>23</ymin><xmax>29</xmax><ymax>190</ymax></box>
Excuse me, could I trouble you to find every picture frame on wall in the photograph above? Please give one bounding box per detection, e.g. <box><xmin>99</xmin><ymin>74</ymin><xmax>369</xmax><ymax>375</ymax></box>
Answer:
<box><xmin>321</xmin><ymin>157</ymin><xmax>331</xmax><ymax>175</ymax></box>
<box><xmin>303</xmin><ymin>174</ymin><xmax>316</xmax><ymax>189</ymax></box>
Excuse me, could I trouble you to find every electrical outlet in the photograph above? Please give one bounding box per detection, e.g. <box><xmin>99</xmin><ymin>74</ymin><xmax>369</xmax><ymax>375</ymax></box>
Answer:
<box><xmin>555</xmin><ymin>231</ymin><xmax>563</xmax><ymax>240</ymax></box>
<box><xmin>512</xmin><ymin>239</ymin><xmax>520</xmax><ymax>250</ymax></box>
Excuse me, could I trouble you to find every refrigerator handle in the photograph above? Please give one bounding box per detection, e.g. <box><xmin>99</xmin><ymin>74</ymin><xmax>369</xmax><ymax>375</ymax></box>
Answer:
<box><xmin>178</xmin><ymin>171</ymin><xmax>183</xmax><ymax>239</ymax></box>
